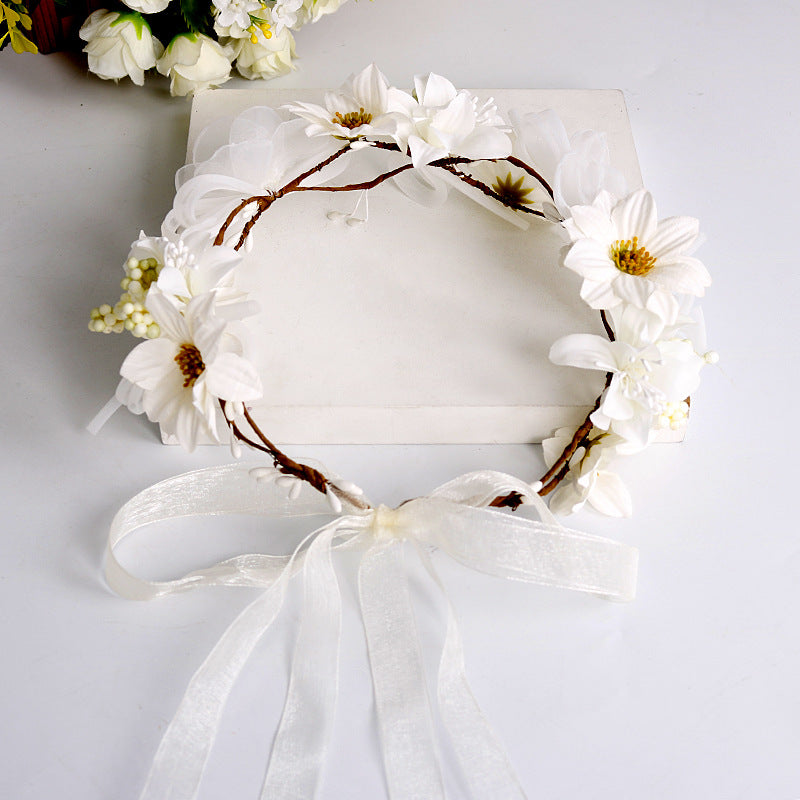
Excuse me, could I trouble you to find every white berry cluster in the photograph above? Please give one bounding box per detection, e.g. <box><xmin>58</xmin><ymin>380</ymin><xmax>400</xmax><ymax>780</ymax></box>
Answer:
<box><xmin>88</xmin><ymin>255</ymin><xmax>161</xmax><ymax>338</ymax></box>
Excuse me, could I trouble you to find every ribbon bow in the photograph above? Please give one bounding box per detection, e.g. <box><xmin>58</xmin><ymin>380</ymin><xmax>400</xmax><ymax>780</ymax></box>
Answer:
<box><xmin>107</xmin><ymin>464</ymin><xmax>638</xmax><ymax>800</ymax></box>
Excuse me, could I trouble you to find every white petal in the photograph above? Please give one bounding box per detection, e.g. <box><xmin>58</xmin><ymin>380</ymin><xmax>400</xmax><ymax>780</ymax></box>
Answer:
<box><xmin>204</xmin><ymin>352</ymin><xmax>263</xmax><ymax>401</ymax></box>
<box><xmin>192</xmin><ymin>317</ymin><xmax>226</xmax><ymax>361</ymax></box>
<box><xmin>455</xmin><ymin>126</ymin><xmax>513</xmax><ymax>160</ymax></box>
<box><xmin>510</xmin><ymin>108</ymin><xmax>569</xmax><ymax>183</ymax></box>
<box><xmin>645</xmin><ymin>290</ymin><xmax>681</xmax><ymax>325</ymax></box>
<box><xmin>613</xmin><ymin>303</ymin><xmax>664</xmax><ymax>346</ymax></box>
<box><xmin>610</xmin><ymin>272</ymin><xmax>656</xmax><ymax>309</ymax></box>
<box><xmin>146</xmin><ymin>290</ymin><xmax>190</xmax><ymax>342</ymax></box>
<box><xmin>431</xmin><ymin>93</ymin><xmax>475</xmax><ymax>138</ymax></box>
<box><xmin>567</xmin><ymin>202</ymin><xmax>616</xmax><ymax>242</ymax></box>
<box><xmin>598</xmin><ymin>380</ymin><xmax>636</xmax><ymax>421</ymax></box>
<box><xmin>120</xmin><ymin>338</ymin><xmax>178</xmax><ymax>390</ymax></box>
<box><xmin>142</xmin><ymin>372</ymin><xmax>186</xmax><ymax>426</ymax></box>
<box><xmin>548</xmin><ymin>480</ymin><xmax>586</xmax><ymax>516</ymax></box>
<box><xmin>564</xmin><ymin>238</ymin><xmax>617</xmax><ymax>280</ymax></box>
<box><xmin>579</xmin><ymin>278</ymin><xmax>622</xmax><ymax>310</ymax></box>
<box><xmin>155</xmin><ymin>265</ymin><xmax>190</xmax><ymax>299</ymax></box>
<box><xmin>588</xmin><ymin>471</ymin><xmax>633</xmax><ymax>517</ymax></box>
<box><xmin>611</xmin><ymin>189</ymin><xmax>657</xmax><ymax>240</ymax></box>
<box><xmin>174</xmin><ymin>402</ymin><xmax>203</xmax><ymax>452</ymax></box>
<box><xmin>350</xmin><ymin>63</ymin><xmax>389</xmax><ymax>112</ymax></box>
<box><xmin>407</xmin><ymin>135</ymin><xmax>447</xmax><ymax>168</ymax></box>
<box><xmin>647</xmin><ymin>215</ymin><xmax>699</xmax><ymax>260</ymax></box>
<box><xmin>549</xmin><ymin>334</ymin><xmax>619</xmax><ymax>372</ymax></box>
<box><xmin>415</xmin><ymin>73</ymin><xmax>456</xmax><ymax>107</ymax></box>
<box><xmin>542</xmin><ymin>429</ymin><xmax>573</xmax><ymax>468</ymax></box>
<box><xmin>648</xmin><ymin>256</ymin><xmax>711</xmax><ymax>295</ymax></box>
<box><xmin>609</xmin><ymin>415</ymin><xmax>652</xmax><ymax>454</ymax></box>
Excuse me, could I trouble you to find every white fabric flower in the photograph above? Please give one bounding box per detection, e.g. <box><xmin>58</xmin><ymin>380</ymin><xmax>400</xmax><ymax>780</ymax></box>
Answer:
<box><xmin>151</xmin><ymin>232</ymin><xmax>250</xmax><ymax>317</ymax></box>
<box><xmin>388</xmin><ymin>73</ymin><xmax>512</xmax><ymax>167</ymax></box>
<box><xmin>563</xmin><ymin>189</ymin><xmax>711</xmax><ymax>311</ymax></box>
<box><xmin>550</xmin><ymin>304</ymin><xmax>705</xmax><ymax>453</ymax></box>
<box><xmin>120</xmin><ymin>291</ymin><xmax>262</xmax><ymax>450</ymax></box>
<box><xmin>232</xmin><ymin>25</ymin><xmax>295</xmax><ymax>80</ymax></box>
<box><xmin>510</xmin><ymin>108</ymin><xmax>627</xmax><ymax>220</ymax></box>
<box><xmin>542</xmin><ymin>428</ymin><xmax>632</xmax><ymax>517</ymax></box>
<box><xmin>213</xmin><ymin>0</ymin><xmax>263</xmax><ymax>37</ymax></box>
<box><xmin>166</xmin><ymin>110</ymin><xmax>342</xmax><ymax>242</ymax></box>
<box><xmin>79</xmin><ymin>10</ymin><xmax>163</xmax><ymax>87</ymax></box>
<box><xmin>285</xmin><ymin>63</ymin><xmax>400</xmax><ymax>140</ymax></box>
<box><xmin>121</xmin><ymin>0</ymin><xmax>170</xmax><ymax>13</ymax></box>
<box><xmin>157</xmin><ymin>33</ymin><xmax>232</xmax><ymax>97</ymax></box>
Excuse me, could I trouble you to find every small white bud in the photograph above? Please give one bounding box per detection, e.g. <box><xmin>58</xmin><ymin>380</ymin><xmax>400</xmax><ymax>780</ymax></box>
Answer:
<box><xmin>333</xmin><ymin>480</ymin><xmax>364</xmax><ymax>496</ymax></box>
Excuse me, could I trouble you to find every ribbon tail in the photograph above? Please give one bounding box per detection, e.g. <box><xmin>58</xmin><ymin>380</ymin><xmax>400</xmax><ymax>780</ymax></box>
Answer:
<box><xmin>259</xmin><ymin>525</ymin><xmax>342</xmax><ymax>800</ymax></box>
<box><xmin>139</xmin><ymin>566</ymin><xmax>292</xmax><ymax>800</ymax></box>
<box><xmin>415</xmin><ymin>543</ymin><xmax>527</xmax><ymax>800</ymax></box>
<box><xmin>358</xmin><ymin>542</ymin><xmax>446</xmax><ymax>800</ymax></box>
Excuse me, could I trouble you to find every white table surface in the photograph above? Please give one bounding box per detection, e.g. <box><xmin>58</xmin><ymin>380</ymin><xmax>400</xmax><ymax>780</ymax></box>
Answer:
<box><xmin>1</xmin><ymin>1</ymin><xmax>798</xmax><ymax>798</ymax></box>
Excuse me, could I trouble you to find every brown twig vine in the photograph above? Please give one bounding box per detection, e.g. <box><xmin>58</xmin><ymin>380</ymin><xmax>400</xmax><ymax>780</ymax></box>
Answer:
<box><xmin>214</xmin><ymin>137</ymin><xmax>611</xmax><ymax>511</ymax></box>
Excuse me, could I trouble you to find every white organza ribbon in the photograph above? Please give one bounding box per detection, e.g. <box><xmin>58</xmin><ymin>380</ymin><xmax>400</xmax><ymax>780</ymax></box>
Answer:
<box><xmin>107</xmin><ymin>464</ymin><xmax>638</xmax><ymax>800</ymax></box>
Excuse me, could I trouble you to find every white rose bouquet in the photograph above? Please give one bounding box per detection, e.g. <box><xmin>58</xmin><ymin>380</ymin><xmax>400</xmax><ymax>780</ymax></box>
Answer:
<box><xmin>2</xmin><ymin>0</ymin><xmax>360</xmax><ymax>95</ymax></box>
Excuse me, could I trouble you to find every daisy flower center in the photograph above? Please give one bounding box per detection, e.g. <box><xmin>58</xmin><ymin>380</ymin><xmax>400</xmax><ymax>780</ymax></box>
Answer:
<box><xmin>609</xmin><ymin>237</ymin><xmax>657</xmax><ymax>276</ymax></box>
<box><xmin>491</xmin><ymin>172</ymin><xmax>534</xmax><ymax>206</ymax></box>
<box><xmin>332</xmin><ymin>108</ymin><xmax>373</xmax><ymax>130</ymax></box>
<box><xmin>175</xmin><ymin>343</ymin><xmax>205</xmax><ymax>388</ymax></box>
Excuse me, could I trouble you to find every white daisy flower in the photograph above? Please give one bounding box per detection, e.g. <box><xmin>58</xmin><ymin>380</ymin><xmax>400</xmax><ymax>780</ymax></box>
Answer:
<box><xmin>119</xmin><ymin>291</ymin><xmax>262</xmax><ymax>450</ymax></box>
<box><xmin>563</xmin><ymin>189</ymin><xmax>711</xmax><ymax>311</ymax></box>
<box><xmin>285</xmin><ymin>63</ymin><xmax>401</xmax><ymax>141</ymax></box>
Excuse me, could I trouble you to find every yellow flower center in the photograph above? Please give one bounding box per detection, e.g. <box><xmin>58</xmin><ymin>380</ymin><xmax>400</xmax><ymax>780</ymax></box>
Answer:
<box><xmin>609</xmin><ymin>237</ymin><xmax>657</xmax><ymax>276</ymax></box>
<box><xmin>491</xmin><ymin>172</ymin><xmax>535</xmax><ymax>206</ymax></box>
<box><xmin>175</xmin><ymin>344</ymin><xmax>205</xmax><ymax>389</ymax></box>
<box><xmin>332</xmin><ymin>108</ymin><xmax>373</xmax><ymax>130</ymax></box>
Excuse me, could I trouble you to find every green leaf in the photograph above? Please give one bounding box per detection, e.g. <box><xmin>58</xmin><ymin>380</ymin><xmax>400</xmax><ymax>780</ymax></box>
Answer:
<box><xmin>179</xmin><ymin>0</ymin><xmax>213</xmax><ymax>36</ymax></box>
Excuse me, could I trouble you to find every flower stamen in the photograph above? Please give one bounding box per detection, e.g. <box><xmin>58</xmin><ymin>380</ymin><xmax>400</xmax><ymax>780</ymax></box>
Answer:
<box><xmin>610</xmin><ymin>236</ymin><xmax>657</xmax><ymax>276</ymax></box>
<box><xmin>332</xmin><ymin>108</ymin><xmax>373</xmax><ymax>130</ymax></box>
<box><xmin>175</xmin><ymin>343</ymin><xmax>205</xmax><ymax>388</ymax></box>
<box><xmin>491</xmin><ymin>171</ymin><xmax>535</xmax><ymax>206</ymax></box>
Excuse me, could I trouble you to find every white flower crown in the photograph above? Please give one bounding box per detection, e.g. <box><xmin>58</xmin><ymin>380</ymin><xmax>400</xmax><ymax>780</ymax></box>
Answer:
<box><xmin>90</xmin><ymin>63</ymin><xmax>717</xmax><ymax>518</ymax></box>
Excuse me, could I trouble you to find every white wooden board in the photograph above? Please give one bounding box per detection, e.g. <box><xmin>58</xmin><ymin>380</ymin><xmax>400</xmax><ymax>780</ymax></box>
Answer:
<box><xmin>175</xmin><ymin>88</ymin><xmax>653</xmax><ymax>444</ymax></box>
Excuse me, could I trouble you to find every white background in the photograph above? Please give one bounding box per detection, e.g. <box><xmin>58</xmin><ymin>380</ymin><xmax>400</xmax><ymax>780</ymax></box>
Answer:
<box><xmin>1</xmin><ymin>1</ymin><xmax>798</xmax><ymax>798</ymax></box>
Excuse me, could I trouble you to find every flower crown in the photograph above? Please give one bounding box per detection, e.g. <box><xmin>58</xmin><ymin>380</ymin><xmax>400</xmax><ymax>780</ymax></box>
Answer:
<box><xmin>90</xmin><ymin>63</ymin><xmax>717</xmax><ymax>518</ymax></box>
